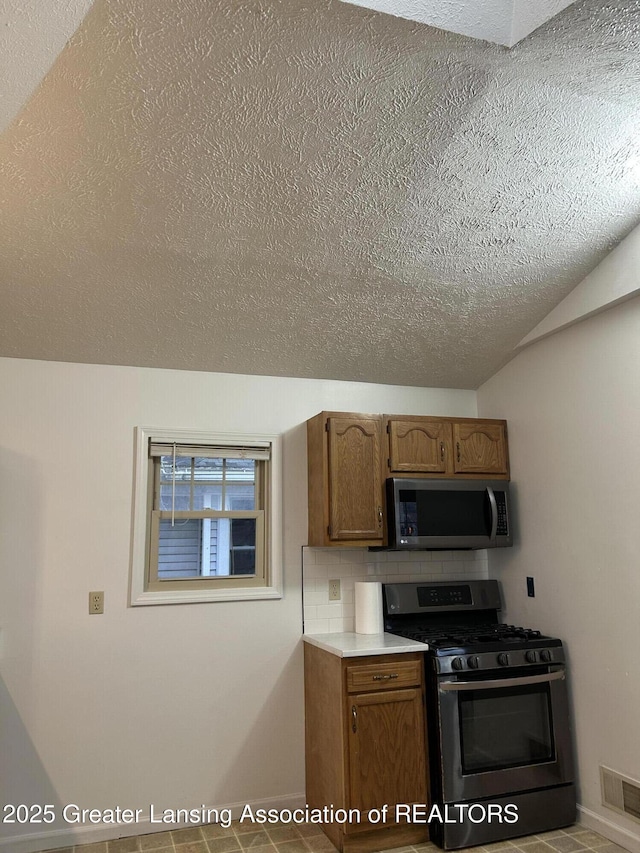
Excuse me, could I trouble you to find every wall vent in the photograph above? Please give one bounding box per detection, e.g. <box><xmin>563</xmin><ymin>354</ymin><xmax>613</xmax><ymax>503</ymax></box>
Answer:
<box><xmin>601</xmin><ymin>766</ymin><xmax>640</xmax><ymax>823</ymax></box>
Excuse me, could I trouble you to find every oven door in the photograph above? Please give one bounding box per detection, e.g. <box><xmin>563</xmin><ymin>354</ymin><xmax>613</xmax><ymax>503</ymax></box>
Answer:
<box><xmin>436</xmin><ymin>665</ymin><xmax>574</xmax><ymax>803</ymax></box>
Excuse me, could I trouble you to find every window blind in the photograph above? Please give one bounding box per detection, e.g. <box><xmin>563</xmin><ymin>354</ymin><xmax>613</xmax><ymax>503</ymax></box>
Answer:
<box><xmin>149</xmin><ymin>442</ymin><xmax>270</xmax><ymax>460</ymax></box>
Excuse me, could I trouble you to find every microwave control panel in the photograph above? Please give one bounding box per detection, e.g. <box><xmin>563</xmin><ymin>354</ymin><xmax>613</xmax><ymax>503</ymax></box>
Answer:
<box><xmin>495</xmin><ymin>491</ymin><xmax>509</xmax><ymax>535</ymax></box>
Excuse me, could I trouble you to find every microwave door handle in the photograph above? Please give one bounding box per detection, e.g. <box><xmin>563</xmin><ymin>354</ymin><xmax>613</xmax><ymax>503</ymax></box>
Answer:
<box><xmin>486</xmin><ymin>486</ymin><xmax>498</xmax><ymax>541</ymax></box>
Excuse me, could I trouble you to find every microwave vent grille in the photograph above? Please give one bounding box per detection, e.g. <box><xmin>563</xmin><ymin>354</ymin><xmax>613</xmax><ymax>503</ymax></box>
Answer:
<box><xmin>601</xmin><ymin>766</ymin><xmax>640</xmax><ymax>822</ymax></box>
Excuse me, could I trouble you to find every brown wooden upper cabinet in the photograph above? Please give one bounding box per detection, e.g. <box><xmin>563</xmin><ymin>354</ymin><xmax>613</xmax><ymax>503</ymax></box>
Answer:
<box><xmin>307</xmin><ymin>412</ymin><xmax>509</xmax><ymax>547</ymax></box>
<box><xmin>307</xmin><ymin>412</ymin><xmax>385</xmax><ymax>547</ymax></box>
<box><xmin>387</xmin><ymin>417</ymin><xmax>452</xmax><ymax>474</ymax></box>
<box><xmin>386</xmin><ymin>415</ymin><xmax>509</xmax><ymax>479</ymax></box>
<box><xmin>453</xmin><ymin>420</ymin><xmax>509</xmax><ymax>476</ymax></box>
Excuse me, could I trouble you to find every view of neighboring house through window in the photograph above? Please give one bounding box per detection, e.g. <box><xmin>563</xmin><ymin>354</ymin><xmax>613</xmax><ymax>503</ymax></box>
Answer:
<box><xmin>154</xmin><ymin>452</ymin><xmax>258</xmax><ymax>578</ymax></box>
<box><xmin>129</xmin><ymin>428</ymin><xmax>282</xmax><ymax>605</ymax></box>
<box><xmin>145</xmin><ymin>438</ymin><xmax>271</xmax><ymax>596</ymax></box>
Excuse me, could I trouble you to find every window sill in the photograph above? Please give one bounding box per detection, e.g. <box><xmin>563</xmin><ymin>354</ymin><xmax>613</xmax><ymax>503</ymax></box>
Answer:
<box><xmin>130</xmin><ymin>584</ymin><xmax>283</xmax><ymax>606</ymax></box>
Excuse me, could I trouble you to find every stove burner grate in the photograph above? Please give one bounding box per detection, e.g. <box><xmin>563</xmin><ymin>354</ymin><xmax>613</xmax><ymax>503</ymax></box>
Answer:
<box><xmin>395</xmin><ymin>622</ymin><xmax>545</xmax><ymax>650</ymax></box>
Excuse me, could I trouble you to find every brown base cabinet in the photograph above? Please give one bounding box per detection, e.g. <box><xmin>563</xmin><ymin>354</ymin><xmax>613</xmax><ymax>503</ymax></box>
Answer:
<box><xmin>304</xmin><ymin>645</ymin><xmax>430</xmax><ymax>853</ymax></box>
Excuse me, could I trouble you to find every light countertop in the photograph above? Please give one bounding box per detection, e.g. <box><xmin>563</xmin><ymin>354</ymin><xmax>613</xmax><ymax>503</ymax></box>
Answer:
<box><xmin>302</xmin><ymin>631</ymin><xmax>428</xmax><ymax>658</ymax></box>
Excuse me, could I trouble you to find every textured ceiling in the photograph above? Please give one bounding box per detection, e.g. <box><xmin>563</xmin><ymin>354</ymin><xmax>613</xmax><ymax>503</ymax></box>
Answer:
<box><xmin>0</xmin><ymin>1</ymin><xmax>576</xmax><ymax>138</ymax></box>
<box><xmin>340</xmin><ymin>0</ymin><xmax>578</xmax><ymax>47</ymax></box>
<box><xmin>1</xmin><ymin>0</ymin><xmax>640</xmax><ymax>389</ymax></box>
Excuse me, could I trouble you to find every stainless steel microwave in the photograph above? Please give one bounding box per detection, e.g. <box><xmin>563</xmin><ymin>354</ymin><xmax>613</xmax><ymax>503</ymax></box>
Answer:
<box><xmin>385</xmin><ymin>478</ymin><xmax>512</xmax><ymax>550</ymax></box>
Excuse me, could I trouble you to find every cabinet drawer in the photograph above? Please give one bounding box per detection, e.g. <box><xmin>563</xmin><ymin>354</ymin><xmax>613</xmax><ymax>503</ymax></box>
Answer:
<box><xmin>346</xmin><ymin>660</ymin><xmax>422</xmax><ymax>692</ymax></box>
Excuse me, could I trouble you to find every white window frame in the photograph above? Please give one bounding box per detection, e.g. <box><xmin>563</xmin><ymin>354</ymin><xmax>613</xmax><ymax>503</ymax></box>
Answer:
<box><xmin>129</xmin><ymin>427</ymin><xmax>282</xmax><ymax>605</ymax></box>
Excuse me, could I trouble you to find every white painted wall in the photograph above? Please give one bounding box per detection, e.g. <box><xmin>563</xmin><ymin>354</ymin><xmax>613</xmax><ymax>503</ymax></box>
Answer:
<box><xmin>518</xmin><ymin>222</ymin><xmax>640</xmax><ymax>348</ymax></box>
<box><xmin>0</xmin><ymin>0</ymin><xmax>95</xmax><ymax>133</ymax></box>
<box><xmin>0</xmin><ymin>356</ymin><xmax>476</xmax><ymax>852</ymax></box>
<box><xmin>478</xmin><ymin>294</ymin><xmax>640</xmax><ymax>852</ymax></box>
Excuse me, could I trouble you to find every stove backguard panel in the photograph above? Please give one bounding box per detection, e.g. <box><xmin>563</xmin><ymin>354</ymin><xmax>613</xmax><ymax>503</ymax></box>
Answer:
<box><xmin>302</xmin><ymin>547</ymin><xmax>488</xmax><ymax>635</ymax></box>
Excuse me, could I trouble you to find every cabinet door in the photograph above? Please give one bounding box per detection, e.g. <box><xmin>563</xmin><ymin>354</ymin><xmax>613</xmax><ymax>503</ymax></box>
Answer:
<box><xmin>388</xmin><ymin>418</ymin><xmax>452</xmax><ymax>473</ymax></box>
<box><xmin>453</xmin><ymin>422</ymin><xmax>508</xmax><ymax>475</ymax></box>
<box><xmin>348</xmin><ymin>689</ymin><xmax>426</xmax><ymax>822</ymax></box>
<box><xmin>327</xmin><ymin>417</ymin><xmax>384</xmax><ymax>541</ymax></box>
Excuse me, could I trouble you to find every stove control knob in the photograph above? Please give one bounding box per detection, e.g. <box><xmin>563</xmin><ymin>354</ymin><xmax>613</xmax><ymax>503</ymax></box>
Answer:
<box><xmin>540</xmin><ymin>649</ymin><xmax>552</xmax><ymax>662</ymax></box>
<box><xmin>467</xmin><ymin>655</ymin><xmax>480</xmax><ymax>669</ymax></box>
<box><xmin>497</xmin><ymin>653</ymin><xmax>510</xmax><ymax>667</ymax></box>
<box><xmin>525</xmin><ymin>650</ymin><xmax>539</xmax><ymax>664</ymax></box>
<box><xmin>451</xmin><ymin>657</ymin><xmax>465</xmax><ymax>671</ymax></box>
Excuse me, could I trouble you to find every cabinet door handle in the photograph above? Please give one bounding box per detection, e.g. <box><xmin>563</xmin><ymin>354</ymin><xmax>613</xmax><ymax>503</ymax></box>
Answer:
<box><xmin>377</xmin><ymin>506</ymin><xmax>383</xmax><ymax>526</ymax></box>
<box><xmin>372</xmin><ymin>673</ymin><xmax>399</xmax><ymax>681</ymax></box>
<box><xmin>440</xmin><ymin>442</ymin><xmax>445</xmax><ymax>461</ymax></box>
<box><xmin>352</xmin><ymin>705</ymin><xmax>357</xmax><ymax>733</ymax></box>
<box><xmin>456</xmin><ymin>441</ymin><xmax>461</xmax><ymax>462</ymax></box>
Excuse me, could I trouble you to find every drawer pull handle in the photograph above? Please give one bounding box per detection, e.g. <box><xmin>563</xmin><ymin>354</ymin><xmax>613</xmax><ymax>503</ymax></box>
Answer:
<box><xmin>372</xmin><ymin>673</ymin><xmax>399</xmax><ymax>681</ymax></box>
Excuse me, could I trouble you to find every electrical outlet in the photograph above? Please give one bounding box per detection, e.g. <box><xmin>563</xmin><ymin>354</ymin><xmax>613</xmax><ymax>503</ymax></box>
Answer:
<box><xmin>89</xmin><ymin>591</ymin><xmax>104</xmax><ymax>614</ymax></box>
<box><xmin>328</xmin><ymin>579</ymin><xmax>341</xmax><ymax>601</ymax></box>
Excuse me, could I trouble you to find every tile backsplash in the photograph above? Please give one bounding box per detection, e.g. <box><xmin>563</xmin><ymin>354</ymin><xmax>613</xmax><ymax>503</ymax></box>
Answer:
<box><xmin>302</xmin><ymin>547</ymin><xmax>488</xmax><ymax>634</ymax></box>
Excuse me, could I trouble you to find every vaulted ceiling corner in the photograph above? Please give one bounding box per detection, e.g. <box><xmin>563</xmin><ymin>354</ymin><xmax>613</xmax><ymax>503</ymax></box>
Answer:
<box><xmin>1</xmin><ymin>0</ymin><xmax>640</xmax><ymax>389</ymax></box>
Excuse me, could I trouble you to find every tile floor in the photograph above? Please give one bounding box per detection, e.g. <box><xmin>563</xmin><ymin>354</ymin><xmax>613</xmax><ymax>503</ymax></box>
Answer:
<box><xmin>39</xmin><ymin>821</ymin><xmax>630</xmax><ymax>853</ymax></box>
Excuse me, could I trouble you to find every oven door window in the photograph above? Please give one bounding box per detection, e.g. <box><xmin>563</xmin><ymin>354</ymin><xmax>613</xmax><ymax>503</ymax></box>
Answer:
<box><xmin>459</xmin><ymin>682</ymin><xmax>554</xmax><ymax>775</ymax></box>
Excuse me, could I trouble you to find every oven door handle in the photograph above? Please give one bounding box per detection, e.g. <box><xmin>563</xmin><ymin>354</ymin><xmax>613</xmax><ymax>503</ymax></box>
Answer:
<box><xmin>439</xmin><ymin>669</ymin><xmax>565</xmax><ymax>692</ymax></box>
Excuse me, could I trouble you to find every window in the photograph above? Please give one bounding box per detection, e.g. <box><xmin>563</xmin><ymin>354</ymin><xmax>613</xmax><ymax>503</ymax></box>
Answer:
<box><xmin>130</xmin><ymin>428</ymin><xmax>282</xmax><ymax>605</ymax></box>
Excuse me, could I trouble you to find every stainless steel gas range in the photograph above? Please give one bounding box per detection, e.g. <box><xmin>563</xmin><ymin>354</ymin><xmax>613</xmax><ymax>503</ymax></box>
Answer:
<box><xmin>383</xmin><ymin>580</ymin><xmax>576</xmax><ymax>850</ymax></box>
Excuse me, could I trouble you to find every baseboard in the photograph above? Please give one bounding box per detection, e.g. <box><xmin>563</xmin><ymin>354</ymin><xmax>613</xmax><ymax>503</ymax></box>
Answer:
<box><xmin>578</xmin><ymin>804</ymin><xmax>640</xmax><ymax>853</ymax></box>
<box><xmin>0</xmin><ymin>793</ymin><xmax>307</xmax><ymax>853</ymax></box>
